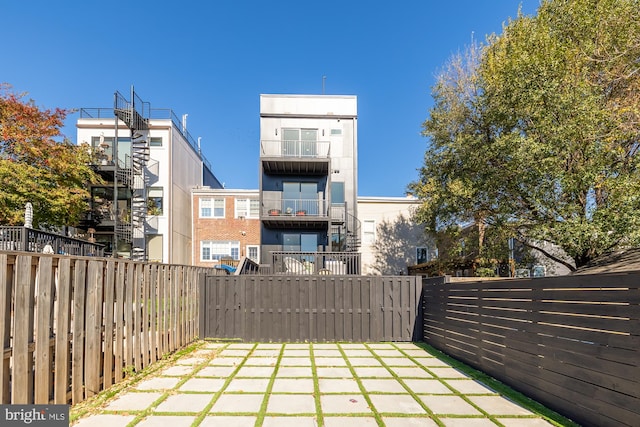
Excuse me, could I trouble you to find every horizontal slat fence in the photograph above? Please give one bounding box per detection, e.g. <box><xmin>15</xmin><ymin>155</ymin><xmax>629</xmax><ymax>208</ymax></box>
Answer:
<box><xmin>0</xmin><ymin>252</ymin><xmax>204</xmax><ymax>405</ymax></box>
<box><xmin>422</xmin><ymin>273</ymin><xmax>640</xmax><ymax>427</ymax></box>
<box><xmin>200</xmin><ymin>275</ymin><xmax>421</xmax><ymax>342</ymax></box>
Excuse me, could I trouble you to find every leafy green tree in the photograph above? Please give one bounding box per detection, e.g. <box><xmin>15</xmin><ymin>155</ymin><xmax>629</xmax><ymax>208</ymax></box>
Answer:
<box><xmin>410</xmin><ymin>0</ymin><xmax>640</xmax><ymax>271</ymax></box>
<box><xmin>0</xmin><ymin>84</ymin><xmax>101</xmax><ymax>228</ymax></box>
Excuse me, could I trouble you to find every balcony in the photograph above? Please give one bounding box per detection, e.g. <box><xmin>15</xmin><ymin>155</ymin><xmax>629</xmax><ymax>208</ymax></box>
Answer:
<box><xmin>261</xmin><ymin>198</ymin><xmax>328</xmax><ymax>229</ymax></box>
<box><xmin>0</xmin><ymin>226</ymin><xmax>104</xmax><ymax>257</ymax></box>
<box><xmin>260</xmin><ymin>140</ymin><xmax>330</xmax><ymax>175</ymax></box>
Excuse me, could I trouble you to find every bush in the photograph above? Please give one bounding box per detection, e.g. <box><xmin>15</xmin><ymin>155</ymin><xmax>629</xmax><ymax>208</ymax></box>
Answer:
<box><xmin>475</xmin><ymin>267</ymin><xmax>496</xmax><ymax>277</ymax></box>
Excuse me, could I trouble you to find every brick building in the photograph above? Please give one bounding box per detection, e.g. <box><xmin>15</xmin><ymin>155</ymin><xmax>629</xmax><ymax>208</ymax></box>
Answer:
<box><xmin>192</xmin><ymin>188</ymin><xmax>261</xmax><ymax>267</ymax></box>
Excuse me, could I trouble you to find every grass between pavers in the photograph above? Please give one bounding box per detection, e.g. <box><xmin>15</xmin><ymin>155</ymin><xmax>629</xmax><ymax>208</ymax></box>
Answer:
<box><xmin>71</xmin><ymin>340</ymin><xmax>579</xmax><ymax>427</ymax></box>
<box><xmin>254</xmin><ymin>343</ymin><xmax>283</xmax><ymax>425</ymax></box>
<box><xmin>411</xmin><ymin>342</ymin><xmax>580</xmax><ymax>427</ymax></box>
<box><xmin>337</xmin><ymin>344</ymin><xmax>431</xmax><ymax>427</ymax></box>
<box><xmin>192</xmin><ymin>344</ymin><xmax>256</xmax><ymax>426</ymax></box>
<box><xmin>310</xmin><ymin>343</ymin><xmax>325</xmax><ymax>427</ymax></box>
<box><xmin>70</xmin><ymin>340</ymin><xmax>213</xmax><ymax>423</ymax></box>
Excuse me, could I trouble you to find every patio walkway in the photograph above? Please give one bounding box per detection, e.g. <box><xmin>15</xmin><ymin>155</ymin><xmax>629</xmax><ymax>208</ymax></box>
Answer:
<box><xmin>72</xmin><ymin>342</ymin><xmax>555</xmax><ymax>427</ymax></box>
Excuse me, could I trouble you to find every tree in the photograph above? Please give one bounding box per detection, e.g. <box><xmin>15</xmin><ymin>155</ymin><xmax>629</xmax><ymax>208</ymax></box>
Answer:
<box><xmin>0</xmin><ymin>84</ymin><xmax>101</xmax><ymax>228</ymax></box>
<box><xmin>410</xmin><ymin>0</ymin><xmax>640</xmax><ymax>271</ymax></box>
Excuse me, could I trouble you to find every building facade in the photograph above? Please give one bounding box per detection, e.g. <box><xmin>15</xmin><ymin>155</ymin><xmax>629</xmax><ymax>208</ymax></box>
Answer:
<box><xmin>258</xmin><ymin>94</ymin><xmax>360</xmax><ymax>272</ymax></box>
<box><xmin>191</xmin><ymin>188</ymin><xmax>261</xmax><ymax>268</ymax></box>
<box><xmin>76</xmin><ymin>88</ymin><xmax>221</xmax><ymax>264</ymax></box>
<box><xmin>358</xmin><ymin>196</ymin><xmax>436</xmax><ymax>275</ymax></box>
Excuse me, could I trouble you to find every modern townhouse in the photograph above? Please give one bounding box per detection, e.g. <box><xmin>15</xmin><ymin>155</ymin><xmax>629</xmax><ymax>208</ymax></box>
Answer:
<box><xmin>258</xmin><ymin>94</ymin><xmax>361</xmax><ymax>274</ymax></box>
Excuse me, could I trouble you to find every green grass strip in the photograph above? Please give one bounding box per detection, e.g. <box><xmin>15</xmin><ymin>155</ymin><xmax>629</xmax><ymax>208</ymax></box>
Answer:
<box><xmin>70</xmin><ymin>340</ymin><xmax>208</xmax><ymax>423</ymax></box>
<box><xmin>310</xmin><ymin>343</ymin><xmax>325</xmax><ymax>427</ymax></box>
<box><xmin>253</xmin><ymin>342</ymin><xmax>285</xmax><ymax>426</ymax></box>
<box><xmin>191</xmin><ymin>342</ymin><xmax>257</xmax><ymax>426</ymax></box>
<box><xmin>337</xmin><ymin>343</ymin><xmax>386</xmax><ymax>426</ymax></box>
<box><xmin>128</xmin><ymin>341</ymin><xmax>231</xmax><ymax>425</ymax></box>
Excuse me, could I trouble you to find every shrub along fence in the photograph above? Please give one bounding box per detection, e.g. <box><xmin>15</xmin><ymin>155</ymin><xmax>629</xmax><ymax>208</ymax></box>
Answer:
<box><xmin>0</xmin><ymin>252</ymin><xmax>203</xmax><ymax>405</ymax></box>
<box><xmin>200</xmin><ymin>274</ymin><xmax>422</xmax><ymax>342</ymax></box>
<box><xmin>422</xmin><ymin>272</ymin><xmax>640</xmax><ymax>427</ymax></box>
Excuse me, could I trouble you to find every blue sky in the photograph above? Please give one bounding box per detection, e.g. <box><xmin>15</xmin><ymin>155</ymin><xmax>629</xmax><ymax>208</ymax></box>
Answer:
<box><xmin>4</xmin><ymin>1</ymin><xmax>540</xmax><ymax>196</ymax></box>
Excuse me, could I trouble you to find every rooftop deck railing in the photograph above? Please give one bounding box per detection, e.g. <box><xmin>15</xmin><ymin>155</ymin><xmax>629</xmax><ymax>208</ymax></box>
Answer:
<box><xmin>79</xmin><ymin>108</ymin><xmax>211</xmax><ymax>170</ymax></box>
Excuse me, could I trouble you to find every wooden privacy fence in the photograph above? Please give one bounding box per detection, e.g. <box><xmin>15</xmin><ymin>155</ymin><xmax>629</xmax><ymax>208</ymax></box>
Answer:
<box><xmin>200</xmin><ymin>275</ymin><xmax>422</xmax><ymax>342</ymax></box>
<box><xmin>0</xmin><ymin>252</ymin><xmax>203</xmax><ymax>405</ymax></box>
<box><xmin>422</xmin><ymin>273</ymin><xmax>640</xmax><ymax>427</ymax></box>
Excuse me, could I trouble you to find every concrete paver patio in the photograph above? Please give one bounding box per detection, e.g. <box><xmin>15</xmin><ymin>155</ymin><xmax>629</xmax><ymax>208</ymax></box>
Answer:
<box><xmin>72</xmin><ymin>342</ymin><xmax>555</xmax><ymax>427</ymax></box>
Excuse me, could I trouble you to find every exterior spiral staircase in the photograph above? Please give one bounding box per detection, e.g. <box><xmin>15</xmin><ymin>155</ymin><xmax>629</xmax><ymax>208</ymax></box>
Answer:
<box><xmin>330</xmin><ymin>202</ymin><xmax>361</xmax><ymax>252</ymax></box>
<box><xmin>114</xmin><ymin>88</ymin><xmax>150</xmax><ymax>261</ymax></box>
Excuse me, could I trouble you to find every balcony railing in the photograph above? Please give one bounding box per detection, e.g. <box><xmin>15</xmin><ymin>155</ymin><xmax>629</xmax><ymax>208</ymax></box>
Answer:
<box><xmin>260</xmin><ymin>140</ymin><xmax>330</xmax><ymax>158</ymax></box>
<box><xmin>270</xmin><ymin>251</ymin><xmax>361</xmax><ymax>275</ymax></box>
<box><xmin>262</xmin><ymin>198</ymin><xmax>327</xmax><ymax>217</ymax></box>
<box><xmin>0</xmin><ymin>226</ymin><xmax>104</xmax><ymax>257</ymax></box>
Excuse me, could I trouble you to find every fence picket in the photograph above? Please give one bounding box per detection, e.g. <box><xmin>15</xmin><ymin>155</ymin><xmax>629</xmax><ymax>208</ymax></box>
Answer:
<box><xmin>34</xmin><ymin>256</ymin><xmax>54</xmax><ymax>403</ymax></box>
<box><xmin>141</xmin><ymin>264</ymin><xmax>150</xmax><ymax>369</ymax></box>
<box><xmin>14</xmin><ymin>256</ymin><xmax>36</xmax><ymax>403</ymax></box>
<box><xmin>84</xmin><ymin>260</ymin><xmax>103</xmax><ymax>398</ymax></box>
<box><xmin>114</xmin><ymin>262</ymin><xmax>126</xmax><ymax>382</ymax></box>
<box><xmin>149</xmin><ymin>264</ymin><xmax>157</xmax><ymax>363</ymax></box>
<box><xmin>53</xmin><ymin>258</ymin><xmax>71</xmax><ymax>404</ymax></box>
<box><xmin>0</xmin><ymin>254</ymin><xmax>13</xmax><ymax>404</ymax></box>
<box><xmin>102</xmin><ymin>261</ymin><xmax>116</xmax><ymax>388</ymax></box>
<box><xmin>71</xmin><ymin>259</ymin><xmax>86</xmax><ymax>404</ymax></box>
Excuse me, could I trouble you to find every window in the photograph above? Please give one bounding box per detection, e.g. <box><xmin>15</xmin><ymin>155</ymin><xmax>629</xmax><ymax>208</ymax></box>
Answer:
<box><xmin>283</xmin><ymin>233</ymin><xmax>317</xmax><ymax>252</ymax></box>
<box><xmin>149</xmin><ymin>137</ymin><xmax>162</xmax><ymax>147</ymax></box>
<box><xmin>147</xmin><ymin>187</ymin><xmax>163</xmax><ymax>215</ymax></box>
<box><xmin>201</xmin><ymin>241</ymin><xmax>240</xmax><ymax>261</ymax></box>
<box><xmin>235</xmin><ymin>198</ymin><xmax>259</xmax><ymax>218</ymax></box>
<box><xmin>92</xmin><ymin>136</ymin><xmax>131</xmax><ymax>166</ymax></box>
<box><xmin>283</xmin><ymin>182</ymin><xmax>317</xmax><ymax>215</ymax></box>
<box><xmin>330</xmin><ymin>129</ymin><xmax>342</xmax><ymax>135</ymax></box>
<box><xmin>200</xmin><ymin>198</ymin><xmax>225</xmax><ymax>218</ymax></box>
<box><xmin>331</xmin><ymin>182</ymin><xmax>345</xmax><ymax>204</ymax></box>
<box><xmin>282</xmin><ymin>128</ymin><xmax>317</xmax><ymax>156</ymax></box>
<box><xmin>247</xmin><ymin>245</ymin><xmax>260</xmax><ymax>262</ymax></box>
<box><xmin>362</xmin><ymin>220</ymin><xmax>376</xmax><ymax>244</ymax></box>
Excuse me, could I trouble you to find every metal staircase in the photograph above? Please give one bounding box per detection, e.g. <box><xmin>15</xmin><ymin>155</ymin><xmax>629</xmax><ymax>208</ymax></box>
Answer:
<box><xmin>345</xmin><ymin>211</ymin><xmax>361</xmax><ymax>252</ymax></box>
<box><xmin>113</xmin><ymin>88</ymin><xmax>150</xmax><ymax>261</ymax></box>
<box><xmin>330</xmin><ymin>202</ymin><xmax>361</xmax><ymax>252</ymax></box>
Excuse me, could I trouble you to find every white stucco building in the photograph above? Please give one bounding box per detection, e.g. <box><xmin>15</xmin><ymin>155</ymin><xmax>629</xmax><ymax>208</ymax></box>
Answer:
<box><xmin>358</xmin><ymin>196</ymin><xmax>435</xmax><ymax>275</ymax></box>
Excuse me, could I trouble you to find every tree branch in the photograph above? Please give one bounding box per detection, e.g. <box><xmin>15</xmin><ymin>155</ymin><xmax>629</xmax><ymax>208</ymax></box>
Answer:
<box><xmin>515</xmin><ymin>237</ymin><xmax>576</xmax><ymax>272</ymax></box>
